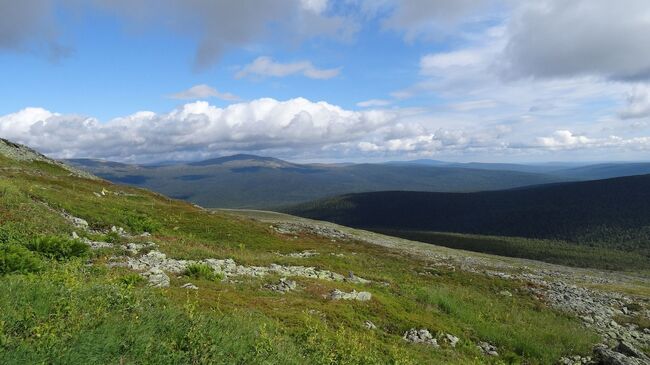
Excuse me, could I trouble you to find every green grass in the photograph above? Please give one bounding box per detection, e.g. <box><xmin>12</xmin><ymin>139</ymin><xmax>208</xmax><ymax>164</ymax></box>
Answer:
<box><xmin>184</xmin><ymin>263</ymin><xmax>223</xmax><ymax>282</ymax></box>
<box><xmin>0</xmin><ymin>153</ymin><xmax>613</xmax><ymax>364</ymax></box>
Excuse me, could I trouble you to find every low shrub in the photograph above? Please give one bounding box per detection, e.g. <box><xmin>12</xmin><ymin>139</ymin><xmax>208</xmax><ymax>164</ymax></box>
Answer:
<box><xmin>119</xmin><ymin>273</ymin><xmax>146</xmax><ymax>287</ymax></box>
<box><xmin>26</xmin><ymin>236</ymin><xmax>89</xmax><ymax>260</ymax></box>
<box><xmin>184</xmin><ymin>263</ymin><xmax>222</xmax><ymax>281</ymax></box>
<box><xmin>124</xmin><ymin>212</ymin><xmax>161</xmax><ymax>233</ymax></box>
<box><xmin>0</xmin><ymin>244</ymin><xmax>42</xmax><ymax>274</ymax></box>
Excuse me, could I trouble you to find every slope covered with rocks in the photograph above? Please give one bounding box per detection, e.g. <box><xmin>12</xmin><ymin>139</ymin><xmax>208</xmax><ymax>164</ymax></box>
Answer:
<box><xmin>1</xmin><ymin>139</ymin><xmax>648</xmax><ymax>364</ymax></box>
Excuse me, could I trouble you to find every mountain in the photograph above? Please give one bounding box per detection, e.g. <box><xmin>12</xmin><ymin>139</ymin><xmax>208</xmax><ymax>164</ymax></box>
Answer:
<box><xmin>67</xmin><ymin>156</ymin><xmax>569</xmax><ymax>208</ymax></box>
<box><xmin>287</xmin><ymin>175</ymin><xmax>650</xmax><ymax>269</ymax></box>
<box><xmin>7</xmin><ymin>138</ymin><xmax>649</xmax><ymax>363</ymax></box>
<box><xmin>551</xmin><ymin>162</ymin><xmax>650</xmax><ymax>180</ymax></box>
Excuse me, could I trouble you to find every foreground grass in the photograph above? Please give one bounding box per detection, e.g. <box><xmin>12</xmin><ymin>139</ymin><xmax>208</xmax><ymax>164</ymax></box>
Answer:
<box><xmin>0</xmin><ymin>155</ymin><xmax>602</xmax><ymax>364</ymax></box>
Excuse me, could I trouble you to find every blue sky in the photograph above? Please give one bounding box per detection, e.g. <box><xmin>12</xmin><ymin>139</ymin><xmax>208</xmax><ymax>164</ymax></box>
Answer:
<box><xmin>2</xmin><ymin>1</ymin><xmax>650</xmax><ymax>163</ymax></box>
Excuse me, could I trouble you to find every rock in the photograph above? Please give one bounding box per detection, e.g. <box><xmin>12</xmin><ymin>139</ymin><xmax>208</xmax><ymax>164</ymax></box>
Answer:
<box><xmin>345</xmin><ymin>271</ymin><xmax>371</xmax><ymax>284</ymax></box>
<box><xmin>140</xmin><ymin>232</ymin><xmax>151</xmax><ymax>237</ymax></box>
<box><xmin>403</xmin><ymin>328</ymin><xmax>439</xmax><ymax>347</ymax></box>
<box><xmin>71</xmin><ymin>216</ymin><xmax>88</xmax><ymax>229</ymax></box>
<box><xmin>181</xmin><ymin>283</ymin><xmax>198</xmax><ymax>290</ymax></box>
<box><xmin>499</xmin><ymin>290</ymin><xmax>513</xmax><ymax>297</ymax></box>
<box><xmin>84</xmin><ymin>238</ymin><xmax>113</xmax><ymax>249</ymax></box>
<box><xmin>111</xmin><ymin>226</ymin><xmax>128</xmax><ymax>236</ymax></box>
<box><xmin>593</xmin><ymin>343</ymin><xmax>649</xmax><ymax>365</ymax></box>
<box><xmin>142</xmin><ymin>268</ymin><xmax>170</xmax><ymax>288</ymax></box>
<box><xmin>327</xmin><ymin>289</ymin><xmax>372</xmax><ymax>301</ymax></box>
<box><xmin>364</xmin><ymin>320</ymin><xmax>377</xmax><ymax>330</ymax></box>
<box><xmin>477</xmin><ymin>341</ymin><xmax>499</xmax><ymax>356</ymax></box>
<box><xmin>71</xmin><ymin>231</ymin><xmax>79</xmax><ymax>239</ymax></box>
<box><xmin>444</xmin><ymin>333</ymin><xmax>460</xmax><ymax>348</ymax></box>
<box><xmin>615</xmin><ymin>341</ymin><xmax>650</xmax><ymax>362</ymax></box>
<box><xmin>281</xmin><ymin>250</ymin><xmax>319</xmax><ymax>258</ymax></box>
<box><xmin>264</xmin><ymin>278</ymin><xmax>297</xmax><ymax>293</ymax></box>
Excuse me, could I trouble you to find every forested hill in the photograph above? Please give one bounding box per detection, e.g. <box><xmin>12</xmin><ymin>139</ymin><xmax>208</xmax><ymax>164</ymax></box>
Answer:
<box><xmin>288</xmin><ymin>174</ymin><xmax>650</xmax><ymax>254</ymax></box>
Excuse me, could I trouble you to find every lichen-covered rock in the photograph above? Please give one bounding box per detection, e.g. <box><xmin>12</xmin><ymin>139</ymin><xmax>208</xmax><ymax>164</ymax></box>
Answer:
<box><xmin>327</xmin><ymin>289</ymin><xmax>372</xmax><ymax>301</ymax></box>
<box><xmin>403</xmin><ymin>329</ymin><xmax>439</xmax><ymax>347</ymax></box>
<box><xmin>477</xmin><ymin>341</ymin><xmax>499</xmax><ymax>356</ymax></box>
<box><xmin>142</xmin><ymin>268</ymin><xmax>170</xmax><ymax>288</ymax></box>
<box><xmin>264</xmin><ymin>278</ymin><xmax>297</xmax><ymax>293</ymax></box>
<box><xmin>444</xmin><ymin>333</ymin><xmax>459</xmax><ymax>348</ymax></box>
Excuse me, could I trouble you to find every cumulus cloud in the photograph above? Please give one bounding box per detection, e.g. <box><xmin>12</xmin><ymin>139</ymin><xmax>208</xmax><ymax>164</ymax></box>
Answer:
<box><xmin>503</xmin><ymin>0</ymin><xmax>650</xmax><ymax>81</ymax></box>
<box><xmin>3</xmin><ymin>99</ymin><xmax>650</xmax><ymax>162</ymax></box>
<box><xmin>235</xmin><ymin>56</ymin><xmax>341</xmax><ymax>80</ymax></box>
<box><xmin>0</xmin><ymin>98</ymin><xmax>398</xmax><ymax>161</ymax></box>
<box><xmin>168</xmin><ymin>84</ymin><xmax>239</xmax><ymax>101</ymax></box>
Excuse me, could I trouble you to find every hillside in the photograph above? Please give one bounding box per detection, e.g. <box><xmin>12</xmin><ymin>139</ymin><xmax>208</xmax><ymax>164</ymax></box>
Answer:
<box><xmin>3</xmin><ymin>138</ymin><xmax>649</xmax><ymax>363</ymax></box>
<box><xmin>288</xmin><ymin>175</ymin><xmax>650</xmax><ymax>270</ymax></box>
<box><xmin>66</xmin><ymin>156</ymin><xmax>568</xmax><ymax>208</ymax></box>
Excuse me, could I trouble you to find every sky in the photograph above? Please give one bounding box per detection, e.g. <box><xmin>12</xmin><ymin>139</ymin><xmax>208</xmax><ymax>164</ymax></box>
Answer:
<box><xmin>1</xmin><ymin>0</ymin><xmax>650</xmax><ymax>163</ymax></box>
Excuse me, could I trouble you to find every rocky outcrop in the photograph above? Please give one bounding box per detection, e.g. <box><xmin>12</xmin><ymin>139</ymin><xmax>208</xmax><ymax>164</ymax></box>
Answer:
<box><xmin>142</xmin><ymin>268</ymin><xmax>170</xmax><ymax>287</ymax></box>
<box><xmin>272</xmin><ymin>222</ymin><xmax>352</xmax><ymax>241</ymax></box>
<box><xmin>403</xmin><ymin>329</ymin><xmax>439</xmax><ymax>347</ymax></box>
<box><xmin>0</xmin><ymin>138</ymin><xmax>98</xmax><ymax>180</ymax></box>
<box><xmin>264</xmin><ymin>278</ymin><xmax>297</xmax><ymax>293</ymax></box>
<box><xmin>327</xmin><ymin>289</ymin><xmax>372</xmax><ymax>301</ymax></box>
<box><xmin>108</xmin><ymin>250</ymin><xmax>370</xmax><ymax>285</ymax></box>
<box><xmin>477</xmin><ymin>341</ymin><xmax>499</xmax><ymax>356</ymax></box>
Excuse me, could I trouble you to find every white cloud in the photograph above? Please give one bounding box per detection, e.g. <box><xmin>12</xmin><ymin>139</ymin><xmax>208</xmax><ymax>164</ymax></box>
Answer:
<box><xmin>536</xmin><ymin>130</ymin><xmax>593</xmax><ymax>149</ymax></box>
<box><xmin>503</xmin><ymin>0</ymin><xmax>650</xmax><ymax>81</ymax></box>
<box><xmin>235</xmin><ymin>56</ymin><xmax>341</xmax><ymax>80</ymax></box>
<box><xmin>168</xmin><ymin>84</ymin><xmax>239</xmax><ymax>101</ymax></box>
<box><xmin>619</xmin><ymin>86</ymin><xmax>650</xmax><ymax>119</ymax></box>
<box><xmin>3</xmin><ymin>99</ymin><xmax>650</xmax><ymax>162</ymax></box>
<box><xmin>356</xmin><ymin>99</ymin><xmax>391</xmax><ymax>108</ymax></box>
<box><xmin>300</xmin><ymin>0</ymin><xmax>328</xmax><ymax>14</ymax></box>
<box><xmin>1</xmin><ymin>0</ymin><xmax>354</xmax><ymax>70</ymax></box>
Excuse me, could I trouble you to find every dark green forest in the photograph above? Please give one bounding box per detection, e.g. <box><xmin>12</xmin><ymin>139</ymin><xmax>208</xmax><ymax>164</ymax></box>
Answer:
<box><xmin>288</xmin><ymin>174</ymin><xmax>650</xmax><ymax>270</ymax></box>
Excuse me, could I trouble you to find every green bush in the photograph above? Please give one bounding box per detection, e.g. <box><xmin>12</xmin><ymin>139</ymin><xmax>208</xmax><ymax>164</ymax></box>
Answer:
<box><xmin>124</xmin><ymin>212</ymin><xmax>161</xmax><ymax>233</ymax></box>
<box><xmin>184</xmin><ymin>263</ymin><xmax>222</xmax><ymax>281</ymax></box>
<box><xmin>26</xmin><ymin>236</ymin><xmax>89</xmax><ymax>260</ymax></box>
<box><xmin>119</xmin><ymin>273</ymin><xmax>146</xmax><ymax>287</ymax></box>
<box><xmin>0</xmin><ymin>244</ymin><xmax>42</xmax><ymax>274</ymax></box>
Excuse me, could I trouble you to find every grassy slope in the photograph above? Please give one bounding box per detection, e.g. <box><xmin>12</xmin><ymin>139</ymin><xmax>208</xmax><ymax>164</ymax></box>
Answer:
<box><xmin>0</xmin><ymin>154</ymin><xmax>601</xmax><ymax>364</ymax></box>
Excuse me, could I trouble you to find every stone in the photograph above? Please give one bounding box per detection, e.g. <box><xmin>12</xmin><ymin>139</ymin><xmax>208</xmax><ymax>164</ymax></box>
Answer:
<box><xmin>71</xmin><ymin>217</ymin><xmax>89</xmax><ymax>229</ymax></box>
<box><xmin>345</xmin><ymin>271</ymin><xmax>371</xmax><ymax>284</ymax></box>
<box><xmin>181</xmin><ymin>283</ymin><xmax>198</xmax><ymax>290</ymax></box>
<box><xmin>615</xmin><ymin>341</ymin><xmax>650</xmax><ymax>362</ymax></box>
<box><xmin>327</xmin><ymin>289</ymin><xmax>372</xmax><ymax>301</ymax></box>
<box><xmin>477</xmin><ymin>341</ymin><xmax>499</xmax><ymax>356</ymax></box>
<box><xmin>364</xmin><ymin>320</ymin><xmax>377</xmax><ymax>330</ymax></box>
<box><xmin>71</xmin><ymin>231</ymin><xmax>79</xmax><ymax>239</ymax></box>
<box><xmin>142</xmin><ymin>268</ymin><xmax>170</xmax><ymax>288</ymax></box>
<box><xmin>403</xmin><ymin>328</ymin><xmax>439</xmax><ymax>347</ymax></box>
<box><xmin>444</xmin><ymin>333</ymin><xmax>460</xmax><ymax>348</ymax></box>
<box><xmin>593</xmin><ymin>344</ymin><xmax>649</xmax><ymax>365</ymax></box>
<box><xmin>499</xmin><ymin>290</ymin><xmax>513</xmax><ymax>297</ymax></box>
<box><xmin>264</xmin><ymin>278</ymin><xmax>297</xmax><ymax>293</ymax></box>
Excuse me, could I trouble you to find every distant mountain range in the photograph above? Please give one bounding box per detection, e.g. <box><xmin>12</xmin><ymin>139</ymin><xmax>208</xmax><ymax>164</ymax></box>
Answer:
<box><xmin>66</xmin><ymin>155</ymin><xmax>650</xmax><ymax>209</ymax></box>
<box><xmin>67</xmin><ymin>155</ymin><xmax>575</xmax><ymax>208</ymax></box>
<box><xmin>287</xmin><ymin>174</ymin><xmax>650</xmax><ymax>256</ymax></box>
